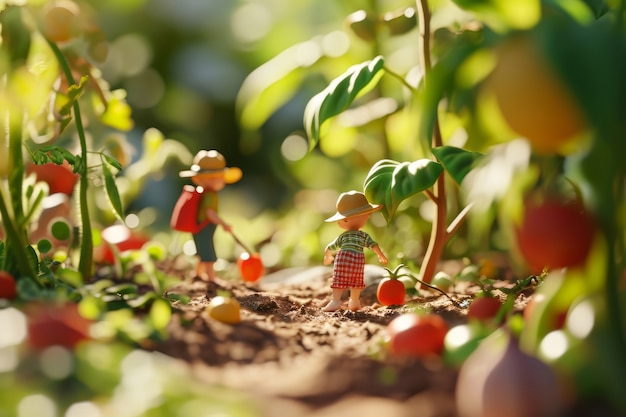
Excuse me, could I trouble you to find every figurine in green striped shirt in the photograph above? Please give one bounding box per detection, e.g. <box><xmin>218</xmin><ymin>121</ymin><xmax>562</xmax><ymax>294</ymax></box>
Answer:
<box><xmin>323</xmin><ymin>190</ymin><xmax>388</xmax><ymax>312</ymax></box>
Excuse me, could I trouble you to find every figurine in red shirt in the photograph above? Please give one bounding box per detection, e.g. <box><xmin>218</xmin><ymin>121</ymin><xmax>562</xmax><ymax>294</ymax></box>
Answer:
<box><xmin>173</xmin><ymin>150</ymin><xmax>242</xmax><ymax>281</ymax></box>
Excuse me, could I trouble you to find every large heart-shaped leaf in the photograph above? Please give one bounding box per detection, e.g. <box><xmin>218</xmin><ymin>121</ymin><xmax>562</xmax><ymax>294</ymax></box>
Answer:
<box><xmin>432</xmin><ymin>145</ymin><xmax>483</xmax><ymax>185</ymax></box>
<box><xmin>304</xmin><ymin>56</ymin><xmax>385</xmax><ymax>150</ymax></box>
<box><xmin>364</xmin><ymin>158</ymin><xmax>443</xmax><ymax>221</ymax></box>
<box><xmin>363</xmin><ymin>159</ymin><xmax>398</xmax><ymax>215</ymax></box>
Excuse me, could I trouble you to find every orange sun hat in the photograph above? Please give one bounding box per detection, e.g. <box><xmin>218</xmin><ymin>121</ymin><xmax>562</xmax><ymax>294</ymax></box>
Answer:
<box><xmin>179</xmin><ymin>150</ymin><xmax>242</xmax><ymax>184</ymax></box>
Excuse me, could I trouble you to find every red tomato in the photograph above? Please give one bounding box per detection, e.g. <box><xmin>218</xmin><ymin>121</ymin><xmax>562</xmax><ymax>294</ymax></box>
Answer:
<box><xmin>467</xmin><ymin>296</ymin><xmax>503</xmax><ymax>322</ymax></box>
<box><xmin>27</xmin><ymin>161</ymin><xmax>79</xmax><ymax>196</ymax></box>
<box><xmin>237</xmin><ymin>252</ymin><xmax>264</xmax><ymax>282</ymax></box>
<box><xmin>27</xmin><ymin>303</ymin><xmax>91</xmax><ymax>350</ymax></box>
<box><xmin>377</xmin><ymin>277</ymin><xmax>406</xmax><ymax>306</ymax></box>
<box><xmin>386</xmin><ymin>313</ymin><xmax>448</xmax><ymax>358</ymax></box>
<box><xmin>94</xmin><ymin>224</ymin><xmax>149</xmax><ymax>264</ymax></box>
<box><xmin>515</xmin><ymin>198</ymin><xmax>596</xmax><ymax>274</ymax></box>
<box><xmin>0</xmin><ymin>271</ymin><xmax>17</xmax><ymax>300</ymax></box>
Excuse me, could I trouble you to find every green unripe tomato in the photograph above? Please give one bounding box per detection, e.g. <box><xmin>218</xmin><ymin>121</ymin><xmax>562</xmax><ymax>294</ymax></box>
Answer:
<box><xmin>431</xmin><ymin>271</ymin><xmax>453</xmax><ymax>292</ymax></box>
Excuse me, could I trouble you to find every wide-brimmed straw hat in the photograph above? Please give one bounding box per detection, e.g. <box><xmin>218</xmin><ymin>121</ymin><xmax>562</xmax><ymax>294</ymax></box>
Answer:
<box><xmin>325</xmin><ymin>190</ymin><xmax>381</xmax><ymax>222</ymax></box>
<box><xmin>179</xmin><ymin>150</ymin><xmax>242</xmax><ymax>184</ymax></box>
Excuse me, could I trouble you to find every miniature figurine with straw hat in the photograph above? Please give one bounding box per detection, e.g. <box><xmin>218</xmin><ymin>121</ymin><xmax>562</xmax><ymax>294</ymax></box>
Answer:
<box><xmin>322</xmin><ymin>190</ymin><xmax>388</xmax><ymax>312</ymax></box>
<box><xmin>176</xmin><ymin>150</ymin><xmax>242</xmax><ymax>281</ymax></box>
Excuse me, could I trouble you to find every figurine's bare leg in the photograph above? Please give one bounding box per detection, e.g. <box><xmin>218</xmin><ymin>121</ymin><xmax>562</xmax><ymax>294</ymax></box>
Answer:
<box><xmin>323</xmin><ymin>288</ymin><xmax>344</xmax><ymax>312</ymax></box>
<box><xmin>195</xmin><ymin>261</ymin><xmax>215</xmax><ymax>281</ymax></box>
<box><xmin>348</xmin><ymin>288</ymin><xmax>362</xmax><ymax>311</ymax></box>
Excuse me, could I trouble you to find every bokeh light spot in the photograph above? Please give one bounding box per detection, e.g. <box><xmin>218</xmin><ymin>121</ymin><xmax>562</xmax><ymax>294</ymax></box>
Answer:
<box><xmin>539</xmin><ymin>330</ymin><xmax>569</xmax><ymax>361</ymax></box>
<box><xmin>40</xmin><ymin>346</ymin><xmax>74</xmax><ymax>380</ymax></box>
<box><xmin>567</xmin><ymin>299</ymin><xmax>595</xmax><ymax>339</ymax></box>
<box><xmin>231</xmin><ymin>3</ymin><xmax>273</xmax><ymax>44</ymax></box>
<box><xmin>18</xmin><ymin>394</ymin><xmax>56</xmax><ymax>417</ymax></box>
<box><xmin>0</xmin><ymin>307</ymin><xmax>27</xmax><ymax>347</ymax></box>
<box><xmin>281</xmin><ymin>134</ymin><xmax>308</xmax><ymax>161</ymax></box>
<box><xmin>66</xmin><ymin>402</ymin><xmax>102</xmax><ymax>417</ymax></box>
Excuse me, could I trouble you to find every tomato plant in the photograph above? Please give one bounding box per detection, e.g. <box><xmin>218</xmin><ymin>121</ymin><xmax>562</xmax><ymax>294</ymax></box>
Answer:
<box><xmin>386</xmin><ymin>313</ymin><xmax>448</xmax><ymax>358</ymax></box>
<box><xmin>237</xmin><ymin>252</ymin><xmax>264</xmax><ymax>282</ymax></box>
<box><xmin>515</xmin><ymin>197</ymin><xmax>596</xmax><ymax>274</ymax></box>
<box><xmin>0</xmin><ymin>271</ymin><xmax>17</xmax><ymax>300</ymax></box>
<box><xmin>377</xmin><ymin>276</ymin><xmax>406</xmax><ymax>306</ymax></box>
<box><xmin>467</xmin><ymin>296</ymin><xmax>503</xmax><ymax>322</ymax></box>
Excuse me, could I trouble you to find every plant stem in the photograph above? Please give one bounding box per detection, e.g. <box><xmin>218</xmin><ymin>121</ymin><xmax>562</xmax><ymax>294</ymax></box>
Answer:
<box><xmin>46</xmin><ymin>40</ymin><xmax>93</xmax><ymax>279</ymax></box>
<box><xmin>415</xmin><ymin>0</ymin><xmax>448</xmax><ymax>284</ymax></box>
<box><xmin>0</xmin><ymin>107</ymin><xmax>37</xmax><ymax>277</ymax></box>
<box><xmin>384</xmin><ymin>66</ymin><xmax>417</xmax><ymax>92</ymax></box>
<box><xmin>0</xmin><ymin>185</ymin><xmax>34</xmax><ymax>276</ymax></box>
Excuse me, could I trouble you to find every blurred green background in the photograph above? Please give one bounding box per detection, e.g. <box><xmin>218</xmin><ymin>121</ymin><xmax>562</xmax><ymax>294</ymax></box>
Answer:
<box><xmin>87</xmin><ymin>0</ymin><xmax>444</xmax><ymax>271</ymax></box>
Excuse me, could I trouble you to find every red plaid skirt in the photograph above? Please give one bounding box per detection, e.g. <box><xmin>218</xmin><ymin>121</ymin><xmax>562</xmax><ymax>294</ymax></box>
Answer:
<box><xmin>330</xmin><ymin>250</ymin><xmax>365</xmax><ymax>289</ymax></box>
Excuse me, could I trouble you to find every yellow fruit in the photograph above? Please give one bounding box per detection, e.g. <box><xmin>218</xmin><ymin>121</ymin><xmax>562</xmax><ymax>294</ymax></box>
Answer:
<box><xmin>486</xmin><ymin>35</ymin><xmax>587</xmax><ymax>154</ymax></box>
<box><xmin>206</xmin><ymin>296</ymin><xmax>241</xmax><ymax>324</ymax></box>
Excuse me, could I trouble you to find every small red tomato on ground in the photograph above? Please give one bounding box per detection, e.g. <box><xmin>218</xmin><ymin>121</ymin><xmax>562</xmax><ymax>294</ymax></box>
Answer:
<box><xmin>0</xmin><ymin>271</ymin><xmax>17</xmax><ymax>300</ymax></box>
<box><xmin>386</xmin><ymin>313</ymin><xmax>449</xmax><ymax>358</ymax></box>
<box><xmin>467</xmin><ymin>296</ymin><xmax>503</xmax><ymax>322</ymax></box>
<box><xmin>515</xmin><ymin>197</ymin><xmax>596</xmax><ymax>274</ymax></box>
<box><xmin>27</xmin><ymin>161</ymin><xmax>79</xmax><ymax>196</ymax></box>
<box><xmin>377</xmin><ymin>277</ymin><xmax>406</xmax><ymax>306</ymax></box>
<box><xmin>26</xmin><ymin>303</ymin><xmax>92</xmax><ymax>350</ymax></box>
<box><xmin>237</xmin><ymin>252</ymin><xmax>264</xmax><ymax>282</ymax></box>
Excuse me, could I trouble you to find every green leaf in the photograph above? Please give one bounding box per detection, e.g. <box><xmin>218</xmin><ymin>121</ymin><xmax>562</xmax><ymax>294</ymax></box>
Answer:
<box><xmin>364</xmin><ymin>158</ymin><xmax>443</xmax><ymax>220</ymax></box>
<box><xmin>237</xmin><ymin>58</ymin><xmax>306</xmax><ymax>131</ymax></box>
<box><xmin>57</xmin><ymin>267</ymin><xmax>83</xmax><ymax>288</ymax></box>
<box><xmin>51</xmin><ymin>220</ymin><xmax>71</xmax><ymax>241</ymax></box>
<box><xmin>17</xmin><ymin>277</ymin><xmax>41</xmax><ymax>300</ymax></box>
<box><xmin>432</xmin><ymin>146</ymin><xmax>484</xmax><ymax>185</ymax></box>
<box><xmin>106</xmin><ymin>283</ymin><xmax>138</xmax><ymax>295</ymax></box>
<box><xmin>126</xmin><ymin>291</ymin><xmax>157</xmax><ymax>309</ymax></box>
<box><xmin>36</xmin><ymin>146</ymin><xmax>77</xmax><ymax>165</ymax></box>
<box><xmin>166</xmin><ymin>293</ymin><xmax>191</xmax><ymax>304</ymax></box>
<box><xmin>78</xmin><ymin>295</ymin><xmax>105</xmax><ymax>320</ymax></box>
<box><xmin>364</xmin><ymin>159</ymin><xmax>398</xmax><ymax>218</ymax></box>
<box><xmin>25</xmin><ymin>245</ymin><xmax>39</xmax><ymax>276</ymax></box>
<box><xmin>0</xmin><ymin>6</ymin><xmax>32</xmax><ymax>67</ymax></box>
<box><xmin>303</xmin><ymin>56</ymin><xmax>385</xmax><ymax>150</ymax></box>
<box><xmin>102</xmin><ymin>158</ymin><xmax>124</xmax><ymax>221</ymax></box>
<box><xmin>58</xmin><ymin>76</ymin><xmax>88</xmax><ymax>123</ymax></box>
<box><xmin>101</xmin><ymin>153</ymin><xmax>123</xmax><ymax>171</ymax></box>
<box><xmin>391</xmin><ymin>159</ymin><xmax>443</xmax><ymax>205</ymax></box>
<box><xmin>37</xmin><ymin>239</ymin><xmax>52</xmax><ymax>254</ymax></box>
<box><xmin>149</xmin><ymin>298</ymin><xmax>172</xmax><ymax>330</ymax></box>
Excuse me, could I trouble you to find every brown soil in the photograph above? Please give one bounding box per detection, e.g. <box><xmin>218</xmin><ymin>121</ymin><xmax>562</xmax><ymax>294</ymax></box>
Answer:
<box><xmin>148</xmin><ymin>258</ymin><xmax>622</xmax><ymax>417</ymax></box>
<box><xmin>151</xmin><ymin>261</ymin><xmax>535</xmax><ymax>417</ymax></box>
